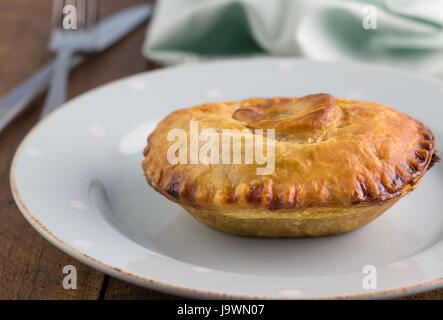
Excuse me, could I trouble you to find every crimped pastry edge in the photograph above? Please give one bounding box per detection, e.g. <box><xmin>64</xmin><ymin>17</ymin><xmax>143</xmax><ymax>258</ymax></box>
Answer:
<box><xmin>142</xmin><ymin>111</ymin><xmax>437</xmax><ymax>211</ymax></box>
<box><xmin>142</xmin><ymin>95</ymin><xmax>439</xmax><ymax>236</ymax></box>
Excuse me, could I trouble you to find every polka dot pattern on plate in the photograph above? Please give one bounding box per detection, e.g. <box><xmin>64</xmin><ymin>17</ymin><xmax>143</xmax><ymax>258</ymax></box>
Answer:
<box><xmin>278</xmin><ymin>289</ymin><xmax>303</xmax><ymax>296</ymax></box>
<box><xmin>387</xmin><ymin>261</ymin><xmax>410</xmax><ymax>270</ymax></box>
<box><xmin>205</xmin><ymin>88</ymin><xmax>223</xmax><ymax>99</ymax></box>
<box><xmin>127</xmin><ymin>79</ymin><xmax>147</xmax><ymax>91</ymax></box>
<box><xmin>119</xmin><ymin>120</ymin><xmax>159</xmax><ymax>155</ymax></box>
<box><xmin>23</xmin><ymin>147</ymin><xmax>42</xmax><ymax>158</ymax></box>
<box><xmin>346</xmin><ymin>90</ymin><xmax>363</xmax><ymax>100</ymax></box>
<box><xmin>69</xmin><ymin>200</ymin><xmax>89</xmax><ymax>210</ymax></box>
<box><xmin>73</xmin><ymin>240</ymin><xmax>93</xmax><ymax>248</ymax></box>
<box><xmin>88</xmin><ymin>125</ymin><xmax>105</xmax><ymax>137</ymax></box>
<box><xmin>192</xmin><ymin>266</ymin><xmax>212</xmax><ymax>273</ymax></box>
<box><xmin>276</xmin><ymin>61</ymin><xmax>294</xmax><ymax>72</ymax></box>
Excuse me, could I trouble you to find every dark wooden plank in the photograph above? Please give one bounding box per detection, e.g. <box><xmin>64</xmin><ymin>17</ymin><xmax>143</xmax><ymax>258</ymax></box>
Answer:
<box><xmin>0</xmin><ymin>0</ymin><xmax>158</xmax><ymax>300</ymax></box>
<box><xmin>0</xmin><ymin>0</ymin><xmax>441</xmax><ymax>300</ymax></box>
<box><xmin>0</xmin><ymin>0</ymin><xmax>105</xmax><ymax>300</ymax></box>
<box><xmin>0</xmin><ymin>0</ymin><xmax>53</xmax><ymax>97</ymax></box>
<box><xmin>103</xmin><ymin>277</ymin><xmax>183</xmax><ymax>300</ymax></box>
<box><xmin>400</xmin><ymin>288</ymin><xmax>443</xmax><ymax>300</ymax></box>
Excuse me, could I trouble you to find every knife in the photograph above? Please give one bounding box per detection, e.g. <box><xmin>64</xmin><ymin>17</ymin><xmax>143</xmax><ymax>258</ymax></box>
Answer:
<box><xmin>0</xmin><ymin>4</ymin><xmax>153</xmax><ymax>133</ymax></box>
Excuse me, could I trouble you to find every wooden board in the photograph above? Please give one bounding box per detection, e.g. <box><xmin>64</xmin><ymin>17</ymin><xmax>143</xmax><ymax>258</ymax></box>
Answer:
<box><xmin>0</xmin><ymin>0</ymin><xmax>440</xmax><ymax>300</ymax></box>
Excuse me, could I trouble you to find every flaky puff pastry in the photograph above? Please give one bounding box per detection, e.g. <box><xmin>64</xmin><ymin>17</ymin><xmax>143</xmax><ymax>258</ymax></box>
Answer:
<box><xmin>142</xmin><ymin>93</ymin><xmax>438</xmax><ymax>237</ymax></box>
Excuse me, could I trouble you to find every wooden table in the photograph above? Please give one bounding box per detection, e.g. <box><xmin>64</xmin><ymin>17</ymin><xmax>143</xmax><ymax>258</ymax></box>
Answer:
<box><xmin>0</xmin><ymin>0</ymin><xmax>441</xmax><ymax>300</ymax></box>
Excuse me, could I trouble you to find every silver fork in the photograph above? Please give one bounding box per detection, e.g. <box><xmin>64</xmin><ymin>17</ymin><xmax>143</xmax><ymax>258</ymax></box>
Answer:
<box><xmin>40</xmin><ymin>0</ymin><xmax>98</xmax><ymax>118</ymax></box>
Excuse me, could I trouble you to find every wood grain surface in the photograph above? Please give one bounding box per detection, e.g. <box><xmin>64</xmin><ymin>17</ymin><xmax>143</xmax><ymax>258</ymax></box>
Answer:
<box><xmin>0</xmin><ymin>0</ymin><xmax>441</xmax><ymax>300</ymax></box>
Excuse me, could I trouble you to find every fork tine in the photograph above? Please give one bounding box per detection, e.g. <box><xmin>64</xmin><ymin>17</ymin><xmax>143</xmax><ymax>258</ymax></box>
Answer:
<box><xmin>85</xmin><ymin>0</ymin><xmax>99</xmax><ymax>28</ymax></box>
<box><xmin>51</xmin><ymin>0</ymin><xmax>65</xmax><ymax>27</ymax></box>
<box><xmin>74</xmin><ymin>0</ymin><xmax>87</xmax><ymax>28</ymax></box>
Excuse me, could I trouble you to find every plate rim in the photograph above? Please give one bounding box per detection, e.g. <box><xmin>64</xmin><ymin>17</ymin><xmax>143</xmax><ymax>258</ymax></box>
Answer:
<box><xmin>10</xmin><ymin>57</ymin><xmax>443</xmax><ymax>299</ymax></box>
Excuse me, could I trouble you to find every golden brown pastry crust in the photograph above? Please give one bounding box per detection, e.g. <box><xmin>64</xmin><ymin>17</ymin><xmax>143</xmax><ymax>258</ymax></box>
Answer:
<box><xmin>142</xmin><ymin>93</ymin><xmax>437</xmax><ymax>237</ymax></box>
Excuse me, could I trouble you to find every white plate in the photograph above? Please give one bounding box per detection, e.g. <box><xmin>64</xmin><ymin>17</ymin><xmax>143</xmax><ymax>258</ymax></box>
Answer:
<box><xmin>11</xmin><ymin>58</ymin><xmax>443</xmax><ymax>299</ymax></box>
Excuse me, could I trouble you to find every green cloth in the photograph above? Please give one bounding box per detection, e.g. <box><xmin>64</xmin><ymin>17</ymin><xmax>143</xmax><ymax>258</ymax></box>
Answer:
<box><xmin>143</xmin><ymin>0</ymin><xmax>443</xmax><ymax>78</ymax></box>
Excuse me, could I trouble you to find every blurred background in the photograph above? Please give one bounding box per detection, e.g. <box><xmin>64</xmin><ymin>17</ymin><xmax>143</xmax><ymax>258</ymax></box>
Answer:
<box><xmin>0</xmin><ymin>0</ymin><xmax>442</xmax><ymax>300</ymax></box>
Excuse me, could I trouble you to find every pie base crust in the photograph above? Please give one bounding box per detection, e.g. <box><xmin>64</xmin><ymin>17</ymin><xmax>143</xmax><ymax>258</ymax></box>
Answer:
<box><xmin>184</xmin><ymin>198</ymin><xmax>399</xmax><ymax>237</ymax></box>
